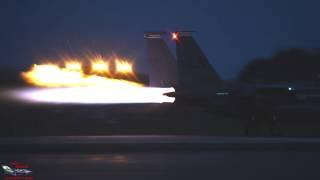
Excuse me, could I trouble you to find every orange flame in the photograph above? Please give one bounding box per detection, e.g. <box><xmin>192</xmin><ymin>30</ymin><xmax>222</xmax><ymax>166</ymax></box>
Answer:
<box><xmin>65</xmin><ymin>61</ymin><xmax>82</xmax><ymax>71</ymax></box>
<box><xmin>19</xmin><ymin>55</ymin><xmax>175</xmax><ymax>104</ymax></box>
<box><xmin>21</xmin><ymin>56</ymin><xmax>140</xmax><ymax>88</ymax></box>
<box><xmin>115</xmin><ymin>58</ymin><xmax>133</xmax><ymax>74</ymax></box>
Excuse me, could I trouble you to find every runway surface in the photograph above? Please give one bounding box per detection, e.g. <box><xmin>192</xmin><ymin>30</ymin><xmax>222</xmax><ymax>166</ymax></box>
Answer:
<box><xmin>1</xmin><ymin>135</ymin><xmax>320</xmax><ymax>152</ymax></box>
<box><xmin>1</xmin><ymin>136</ymin><xmax>320</xmax><ymax>180</ymax></box>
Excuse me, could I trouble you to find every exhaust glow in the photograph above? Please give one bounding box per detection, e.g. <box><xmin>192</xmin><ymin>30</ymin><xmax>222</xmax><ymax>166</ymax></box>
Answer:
<box><xmin>21</xmin><ymin>60</ymin><xmax>140</xmax><ymax>88</ymax></box>
<box><xmin>19</xmin><ymin>55</ymin><xmax>175</xmax><ymax>104</ymax></box>
<box><xmin>90</xmin><ymin>57</ymin><xmax>109</xmax><ymax>74</ymax></box>
<box><xmin>13</xmin><ymin>87</ymin><xmax>175</xmax><ymax>104</ymax></box>
<box><xmin>65</xmin><ymin>61</ymin><xmax>82</xmax><ymax>71</ymax></box>
<box><xmin>115</xmin><ymin>59</ymin><xmax>133</xmax><ymax>74</ymax></box>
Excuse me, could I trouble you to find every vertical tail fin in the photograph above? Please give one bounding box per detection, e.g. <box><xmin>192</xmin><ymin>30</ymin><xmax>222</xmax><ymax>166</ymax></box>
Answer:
<box><xmin>174</xmin><ymin>31</ymin><xmax>222</xmax><ymax>95</ymax></box>
<box><xmin>144</xmin><ymin>32</ymin><xmax>178</xmax><ymax>87</ymax></box>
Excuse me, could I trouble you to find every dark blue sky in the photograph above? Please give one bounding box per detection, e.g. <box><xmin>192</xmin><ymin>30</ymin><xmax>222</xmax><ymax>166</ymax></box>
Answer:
<box><xmin>1</xmin><ymin>0</ymin><xmax>319</xmax><ymax>79</ymax></box>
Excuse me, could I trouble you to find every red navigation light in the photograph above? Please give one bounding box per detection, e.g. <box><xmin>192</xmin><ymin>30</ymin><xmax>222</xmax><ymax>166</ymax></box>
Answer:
<box><xmin>172</xmin><ymin>32</ymin><xmax>178</xmax><ymax>40</ymax></box>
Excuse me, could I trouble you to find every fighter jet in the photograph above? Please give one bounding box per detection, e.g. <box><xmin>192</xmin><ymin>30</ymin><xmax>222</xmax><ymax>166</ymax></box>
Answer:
<box><xmin>145</xmin><ymin>31</ymin><xmax>306</xmax><ymax>134</ymax></box>
<box><xmin>145</xmin><ymin>31</ymin><xmax>320</xmax><ymax>135</ymax></box>
<box><xmin>144</xmin><ymin>31</ymin><xmax>252</xmax><ymax>106</ymax></box>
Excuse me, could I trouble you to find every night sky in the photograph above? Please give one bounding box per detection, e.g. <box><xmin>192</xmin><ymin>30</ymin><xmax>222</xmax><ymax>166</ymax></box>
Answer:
<box><xmin>1</xmin><ymin>0</ymin><xmax>319</xmax><ymax>79</ymax></box>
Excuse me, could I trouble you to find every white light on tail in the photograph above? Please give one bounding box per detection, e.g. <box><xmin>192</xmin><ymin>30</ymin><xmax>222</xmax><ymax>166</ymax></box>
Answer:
<box><xmin>172</xmin><ymin>32</ymin><xmax>178</xmax><ymax>40</ymax></box>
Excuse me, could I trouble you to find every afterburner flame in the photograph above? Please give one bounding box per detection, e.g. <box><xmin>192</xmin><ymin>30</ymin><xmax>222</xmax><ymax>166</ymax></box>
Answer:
<box><xmin>13</xmin><ymin>87</ymin><xmax>175</xmax><ymax>104</ymax></box>
<box><xmin>65</xmin><ymin>61</ymin><xmax>82</xmax><ymax>71</ymax></box>
<box><xmin>22</xmin><ymin>58</ymin><xmax>140</xmax><ymax>88</ymax></box>
<box><xmin>19</xmin><ymin>55</ymin><xmax>175</xmax><ymax>104</ymax></box>
<box><xmin>115</xmin><ymin>59</ymin><xmax>133</xmax><ymax>74</ymax></box>
<box><xmin>90</xmin><ymin>56</ymin><xmax>109</xmax><ymax>74</ymax></box>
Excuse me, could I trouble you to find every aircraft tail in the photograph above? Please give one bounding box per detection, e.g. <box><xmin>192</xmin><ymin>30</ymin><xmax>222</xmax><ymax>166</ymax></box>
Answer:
<box><xmin>144</xmin><ymin>32</ymin><xmax>178</xmax><ymax>87</ymax></box>
<box><xmin>174</xmin><ymin>31</ymin><xmax>222</xmax><ymax>95</ymax></box>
